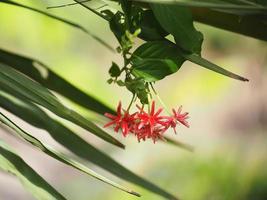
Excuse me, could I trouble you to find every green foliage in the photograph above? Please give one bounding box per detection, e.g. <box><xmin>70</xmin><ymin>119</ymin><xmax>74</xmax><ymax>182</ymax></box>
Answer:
<box><xmin>0</xmin><ymin>112</ymin><xmax>139</xmax><ymax>197</ymax></box>
<box><xmin>0</xmin><ymin>0</ymin><xmax>264</xmax><ymax>199</ymax></box>
<box><xmin>131</xmin><ymin>41</ymin><xmax>184</xmax><ymax>82</ymax></box>
<box><xmin>0</xmin><ymin>64</ymin><xmax>123</xmax><ymax>148</ymax></box>
<box><xmin>0</xmin><ymin>140</ymin><xmax>67</xmax><ymax>200</ymax></box>
<box><xmin>109</xmin><ymin>62</ymin><xmax>121</xmax><ymax>77</ymax></box>
<box><xmin>138</xmin><ymin>10</ymin><xmax>168</xmax><ymax>41</ymax></box>
<box><xmin>0</xmin><ymin>90</ymin><xmax>176</xmax><ymax>199</ymax></box>
<box><xmin>0</xmin><ymin>48</ymin><xmax>114</xmax><ymax>115</ymax></box>
<box><xmin>151</xmin><ymin>4</ymin><xmax>204</xmax><ymax>54</ymax></box>
<box><xmin>185</xmin><ymin>53</ymin><xmax>249</xmax><ymax>81</ymax></box>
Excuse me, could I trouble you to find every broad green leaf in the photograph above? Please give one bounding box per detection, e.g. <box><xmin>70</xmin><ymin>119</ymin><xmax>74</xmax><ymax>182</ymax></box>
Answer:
<box><xmin>184</xmin><ymin>53</ymin><xmax>249</xmax><ymax>81</ymax></box>
<box><xmin>0</xmin><ymin>91</ymin><xmax>178</xmax><ymax>200</ymax></box>
<box><xmin>138</xmin><ymin>10</ymin><xmax>168</xmax><ymax>41</ymax></box>
<box><xmin>0</xmin><ymin>140</ymin><xmax>67</xmax><ymax>200</ymax></box>
<box><xmin>0</xmin><ymin>48</ymin><xmax>115</xmax><ymax>115</ymax></box>
<box><xmin>132</xmin><ymin>59</ymin><xmax>178</xmax><ymax>82</ymax></box>
<box><xmin>118</xmin><ymin>0</ymin><xmax>267</xmax><ymax>41</ymax></box>
<box><xmin>132</xmin><ymin>41</ymin><xmax>184</xmax><ymax>63</ymax></box>
<box><xmin>0</xmin><ymin>112</ymin><xmax>140</xmax><ymax>197</ymax></box>
<box><xmin>0</xmin><ymin>0</ymin><xmax>114</xmax><ymax>51</ymax></box>
<box><xmin>0</xmin><ymin>64</ymin><xmax>124</xmax><ymax>148</ymax></box>
<box><xmin>131</xmin><ymin>41</ymin><xmax>185</xmax><ymax>81</ymax></box>
<box><xmin>150</xmin><ymin>4</ymin><xmax>204</xmax><ymax>54</ymax></box>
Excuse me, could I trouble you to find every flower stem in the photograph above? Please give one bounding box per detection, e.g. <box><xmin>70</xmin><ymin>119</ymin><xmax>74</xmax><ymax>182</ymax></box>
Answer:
<box><xmin>127</xmin><ymin>94</ymin><xmax>135</xmax><ymax>112</ymax></box>
<box><xmin>149</xmin><ymin>83</ymin><xmax>171</xmax><ymax>115</ymax></box>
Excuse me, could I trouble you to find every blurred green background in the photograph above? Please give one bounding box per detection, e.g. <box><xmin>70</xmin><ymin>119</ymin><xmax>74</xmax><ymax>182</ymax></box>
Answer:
<box><xmin>0</xmin><ymin>1</ymin><xmax>267</xmax><ymax>200</ymax></box>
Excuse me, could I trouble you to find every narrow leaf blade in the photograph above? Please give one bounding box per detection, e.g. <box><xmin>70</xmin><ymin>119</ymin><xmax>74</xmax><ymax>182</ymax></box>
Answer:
<box><xmin>185</xmin><ymin>53</ymin><xmax>249</xmax><ymax>81</ymax></box>
<box><xmin>0</xmin><ymin>48</ymin><xmax>115</xmax><ymax>115</ymax></box>
<box><xmin>0</xmin><ymin>112</ymin><xmax>140</xmax><ymax>197</ymax></box>
<box><xmin>0</xmin><ymin>140</ymin><xmax>67</xmax><ymax>200</ymax></box>
<box><xmin>0</xmin><ymin>64</ymin><xmax>124</xmax><ymax>148</ymax></box>
<box><xmin>0</xmin><ymin>91</ymin><xmax>179</xmax><ymax>200</ymax></box>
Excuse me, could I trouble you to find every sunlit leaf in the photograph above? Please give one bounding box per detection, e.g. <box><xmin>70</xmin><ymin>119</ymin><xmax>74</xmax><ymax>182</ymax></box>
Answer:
<box><xmin>0</xmin><ymin>112</ymin><xmax>140</xmax><ymax>197</ymax></box>
<box><xmin>0</xmin><ymin>48</ymin><xmax>114</xmax><ymax>115</ymax></box>
<box><xmin>0</xmin><ymin>63</ymin><xmax>124</xmax><ymax>148</ymax></box>
<box><xmin>0</xmin><ymin>140</ymin><xmax>66</xmax><ymax>200</ymax></box>
<box><xmin>0</xmin><ymin>140</ymin><xmax>67</xmax><ymax>200</ymax></box>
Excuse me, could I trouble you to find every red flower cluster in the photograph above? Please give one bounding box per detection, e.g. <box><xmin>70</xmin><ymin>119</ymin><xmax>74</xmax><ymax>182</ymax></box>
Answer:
<box><xmin>104</xmin><ymin>101</ymin><xmax>189</xmax><ymax>143</ymax></box>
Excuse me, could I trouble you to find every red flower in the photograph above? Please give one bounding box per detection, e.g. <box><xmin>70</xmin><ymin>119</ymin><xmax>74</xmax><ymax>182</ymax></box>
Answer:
<box><xmin>135</xmin><ymin>124</ymin><xmax>166</xmax><ymax>143</ymax></box>
<box><xmin>164</xmin><ymin>116</ymin><xmax>178</xmax><ymax>134</ymax></box>
<box><xmin>120</xmin><ymin>111</ymin><xmax>136</xmax><ymax>136</ymax></box>
<box><xmin>104</xmin><ymin>102</ymin><xmax>136</xmax><ymax>136</ymax></box>
<box><xmin>104</xmin><ymin>100</ymin><xmax>190</xmax><ymax>143</ymax></box>
<box><xmin>135</xmin><ymin>101</ymin><xmax>170</xmax><ymax>142</ymax></box>
<box><xmin>172</xmin><ymin>106</ymin><xmax>190</xmax><ymax>128</ymax></box>
<box><xmin>104</xmin><ymin>101</ymin><xmax>122</xmax><ymax>132</ymax></box>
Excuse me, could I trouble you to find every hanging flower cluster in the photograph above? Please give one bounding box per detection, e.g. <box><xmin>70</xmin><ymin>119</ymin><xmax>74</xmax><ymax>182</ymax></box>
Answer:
<box><xmin>104</xmin><ymin>101</ymin><xmax>189</xmax><ymax>143</ymax></box>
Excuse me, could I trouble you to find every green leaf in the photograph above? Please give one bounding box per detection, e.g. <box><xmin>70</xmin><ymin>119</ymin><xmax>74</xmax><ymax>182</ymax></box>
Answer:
<box><xmin>115</xmin><ymin>0</ymin><xmax>267</xmax><ymax>41</ymax></box>
<box><xmin>133</xmin><ymin>0</ymin><xmax>267</xmax><ymax>13</ymax></box>
<box><xmin>0</xmin><ymin>0</ymin><xmax>114</xmax><ymax>51</ymax></box>
<box><xmin>184</xmin><ymin>53</ymin><xmax>249</xmax><ymax>81</ymax></box>
<box><xmin>125</xmin><ymin>78</ymin><xmax>149</xmax><ymax>104</ymax></box>
<box><xmin>150</xmin><ymin>3</ymin><xmax>203</xmax><ymax>54</ymax></box>
<box><xmin>131</xmin><ymin>41</ymin><xmax>185</xmax><ymax>81</ymax></box>
<box><xmin>0</xmin><ymin>112</ymin><xmax>140</xmax><ymax>197</ymax></box>
<box><xmin>132</xmin><ymin>59</ymin><xmax>178</xmax><ymax>82</ymax></box>
<box><xmin>0</xmin><ymin>91</ymin><xmax>178</xmax><ymax>200</ymax></box>
<box><xmin>0</xmin><ymin>48</ymin><xmax>114</xmax><ymax>115</ymax></box>
<box><xmin>132</xmin><ymin>41</ymin><xmax>184</xmax><ymax>63</ymax></box>
<box><xmin>0</xmin><ymin>140</ymin><xmax>67</xmax><ymax>200</ymax></box>
<box><xmin>0</xmin><ymin>64</ymin><xmax>124</xmax><ymax>148</ymax></box>
<box><xmin>109</xmin><ymin>12</ymin><xmax>126</xmax><ymax>44</ymax></box>
<box><xmin>191</xmin><ymin>8</ymin><xmax>267</xmax><ymax>41</ymax></box>
<box><xmin>116</xmin><ymin>80</ymin><xmax>125</xmax><ymax>86</ymax></box>
<box><xmin>138</xmin><ymin>10</ymin><xmax>168</xmax><ymax>41</ymax></box>
<box><xmin>109</xmin><ymin>62</ymin><xmax>121</xmax><ymax>77</ymax></box>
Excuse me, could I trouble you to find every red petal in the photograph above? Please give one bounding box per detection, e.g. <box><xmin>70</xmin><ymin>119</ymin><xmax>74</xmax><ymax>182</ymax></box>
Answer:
<box><xmin>117</xmin><ymin>101</ymin><xmax>122</xmax><ymax>116</ymax></box>
<box><xmin>104</xmin><ymin>113</ymin><xmax>118</xmax><ymax>119</ymax></box>
<box><xmin>103</xmin><ymin>120</ymin><xmax>116</xmax><ymax>128</ymax></box>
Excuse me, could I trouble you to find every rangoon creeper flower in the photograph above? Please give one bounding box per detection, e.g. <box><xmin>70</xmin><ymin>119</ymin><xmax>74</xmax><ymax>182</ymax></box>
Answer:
<box><xmin>104</xmin><ymin>101</ymin><xmax>190</xmax><ymax>143</ymax></box>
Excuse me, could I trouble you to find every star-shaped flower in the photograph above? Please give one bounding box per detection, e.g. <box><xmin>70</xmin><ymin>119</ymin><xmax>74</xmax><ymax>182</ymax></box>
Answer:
<box><xmin>104</xmin><ymin>102</ymin><xmax>136</xmax><ymax>136</ymax></box>
<box><xmin>172</xmin><ymin>106</ymin><xmax>190</xmax><ymax>128</ymax></box>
